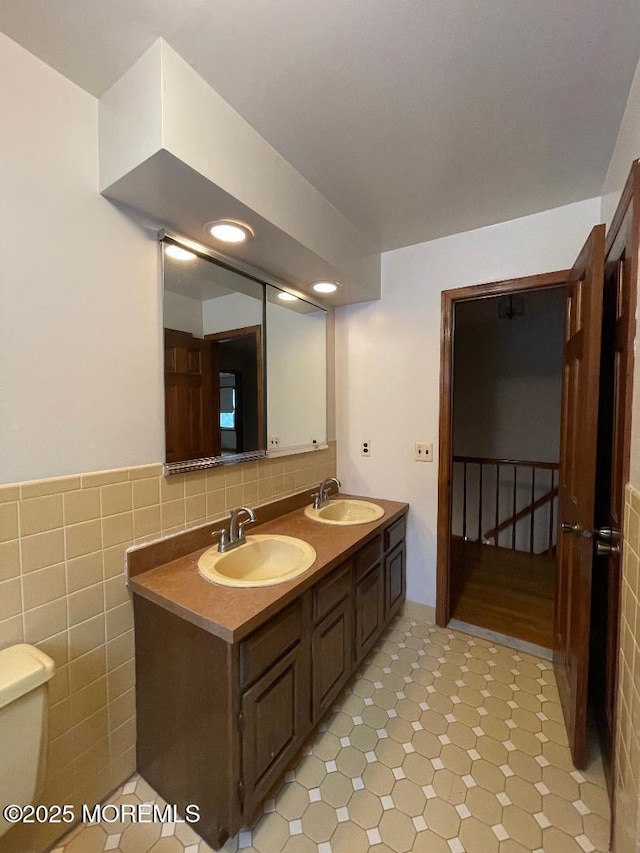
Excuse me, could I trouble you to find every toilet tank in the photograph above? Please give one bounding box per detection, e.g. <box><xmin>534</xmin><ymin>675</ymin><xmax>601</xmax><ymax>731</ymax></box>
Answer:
<box><xmin>0</xmin><ymin>644</ymin><xmax>55</xmax><ymax>839</ymax></box>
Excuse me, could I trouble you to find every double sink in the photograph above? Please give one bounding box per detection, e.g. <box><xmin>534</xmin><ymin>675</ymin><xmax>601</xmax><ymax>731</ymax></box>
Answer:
<box><xmin>198</xmin><ymin>489</ymin><xmax>384</xmax><ymax>589</ymax></box>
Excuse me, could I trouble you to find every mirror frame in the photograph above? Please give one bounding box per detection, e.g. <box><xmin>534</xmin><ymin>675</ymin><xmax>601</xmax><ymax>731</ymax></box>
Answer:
<box><xmin>160</xmin><ymin>230</ymin><xmax>328</xmax><ymax>475</ymax></box>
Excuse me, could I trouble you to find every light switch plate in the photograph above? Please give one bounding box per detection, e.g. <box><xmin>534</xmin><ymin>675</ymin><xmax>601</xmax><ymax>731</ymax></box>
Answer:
<box><xmin>415</xmin><ymin>442</ymin><xmax>433</xmax><ymax>462</ymax></box>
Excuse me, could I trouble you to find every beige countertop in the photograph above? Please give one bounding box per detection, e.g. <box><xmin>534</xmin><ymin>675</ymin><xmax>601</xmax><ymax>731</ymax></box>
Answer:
<box><xmin>129</xmin><ymin>495</ymin><xmax>408</xmax><ymax>643</ymax></box>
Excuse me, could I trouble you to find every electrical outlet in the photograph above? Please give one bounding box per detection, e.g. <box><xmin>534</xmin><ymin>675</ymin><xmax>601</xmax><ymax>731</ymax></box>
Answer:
<box><xmin>361</xmin><ymin>439</ymin><xmax>371</xmax><ymax>457</ymax></box>
<box><xmin>269</xmin><ymin>435</ymin><xmax>280</xmax><ymax>448</ymax></box>
<box><xmin>414</xmin><ymin>442</ymin><xmax>433</xmax><ymax>462</ymax></box>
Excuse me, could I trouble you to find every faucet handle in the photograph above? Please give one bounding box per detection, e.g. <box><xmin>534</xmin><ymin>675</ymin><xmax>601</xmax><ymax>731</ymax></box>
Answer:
<box><xmin>211</xmin><ymin>527</ymin><xmax>229</xmax><ymax>553</ymax></box>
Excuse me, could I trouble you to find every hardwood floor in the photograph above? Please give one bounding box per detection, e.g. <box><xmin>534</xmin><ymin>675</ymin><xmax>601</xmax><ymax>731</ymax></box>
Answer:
<box><xmin>450</xmin><ymin>538</ymin><xmax>556</xmax><ymax>648</ymax></box>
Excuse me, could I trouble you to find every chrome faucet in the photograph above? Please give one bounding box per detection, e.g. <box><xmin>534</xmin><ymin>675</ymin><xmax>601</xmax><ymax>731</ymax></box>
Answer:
<box><xmin>214</xmin><ymin>506</ymin><xmax>257</xmax><ymax>552</ymax></box>
<box><xmin>312</xmin><ymin>477</ymin><xmax>341</xmax><ymax>510</ymax></box>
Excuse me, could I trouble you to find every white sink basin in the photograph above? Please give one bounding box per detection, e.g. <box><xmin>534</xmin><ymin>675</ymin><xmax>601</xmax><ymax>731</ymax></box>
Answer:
<box><xmin>304</xmin><ymin>499</ymin><xmax>385</xmax><ymax>526</ymax></box>
<box><xmin>198</xmin><ymin>534</ymin><xmax>316</xmax><ymax>588</ymax></box>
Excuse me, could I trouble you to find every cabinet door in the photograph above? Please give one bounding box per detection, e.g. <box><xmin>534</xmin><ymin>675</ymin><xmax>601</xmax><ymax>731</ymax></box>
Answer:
<box><xmin>355</xmin><ymin>562</ymin><xmax>384</xmax><ymax>662</ymax></box>
<box><xmin>312</xmin><ymin>599</ymin><xmax>352</xmax><ymax>722</ymax></box>
<box><xmin>241</xmin><ymin>643</ymin><xmax>308</xmax><ymax>818</ymax></box>
<box><xmin>385</xmin><ymin>542</ymin><xmax>406</xmax><ymax>623</ymax></box>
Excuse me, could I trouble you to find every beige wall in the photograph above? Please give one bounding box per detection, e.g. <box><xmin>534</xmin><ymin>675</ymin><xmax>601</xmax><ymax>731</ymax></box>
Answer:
<box><xmin>0</xmin><ymin>445</ymin><xmax>336</xmax><ymax>853</ymax></box>
<box><xmin>0</xmin><ymin>32</ymin><xmax>163</xmax><ymax>485</ymax></box>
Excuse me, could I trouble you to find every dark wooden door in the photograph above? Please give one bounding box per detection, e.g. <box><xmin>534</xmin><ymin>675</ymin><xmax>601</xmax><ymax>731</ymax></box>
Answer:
<box><xmin>312</xmin><ymin>601</ymin><xmax>352</xmax><ymax>722</ymax></box>
<box><xmin>555</xmin><ymin>224</ymin><xmax>605</xmax><ymax>769</ymax></box>
<box><xmin>241</xmin><ymin>643</ymin><xmax>308</xmax><ymax>818</ymax></box>
<box><xmin>164</xmin><ymin>329</ymin><xmax>216</xmax><ymax>462</ymax></box>
<box><xmin>355</xmin><ymin>562</ymin><xmax>384</xmax><ymax>662</ymax></box>
<box><xmin>591</xmin><ymin>164</ymin><xmax>638</xmax><ymax>793</ymax></box>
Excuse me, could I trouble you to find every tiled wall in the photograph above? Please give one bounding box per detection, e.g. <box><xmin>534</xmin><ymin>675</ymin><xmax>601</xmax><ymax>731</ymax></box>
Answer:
<box><xmin>615</xmin><ymin>484</ymin><xmax>640</xmax><ymax>853</ymax></box>
<box><xmin>0</xmin><ymin>444</ymin><xmax>336</xmax><ymax>853</ymax></box>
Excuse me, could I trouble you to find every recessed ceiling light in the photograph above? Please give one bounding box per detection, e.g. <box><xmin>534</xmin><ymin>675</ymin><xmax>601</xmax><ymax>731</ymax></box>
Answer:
<box><xmin>312</xmin><ymin>281</ymin><xmax>339</xmax><ymax>294</ymax></box>
<box><xmin>278</xmin><ymin>292</ymin><xmax>299</xmax><ymax>302</ymax></box>
<box><xmin>165</xmin><ymin>244</ymin><xmax>197</xmax><ymax>261</ymax></box>
<box><xmin>206</xmin><ymin>219</ymin><xmax>254</xmax><ymax>244</ymax></box>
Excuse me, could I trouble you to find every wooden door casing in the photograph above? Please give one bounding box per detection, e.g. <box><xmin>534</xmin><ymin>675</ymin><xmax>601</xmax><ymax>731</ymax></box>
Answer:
<box><xmin>555</xmin><ymin>224</ymin><xmax>606</xmax><ymax>769</ymax></box>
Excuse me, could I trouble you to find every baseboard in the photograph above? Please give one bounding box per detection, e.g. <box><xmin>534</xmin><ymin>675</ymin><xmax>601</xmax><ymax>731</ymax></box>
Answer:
<box><xmin>402</xmin><ymin>599</ymin><xmax>436</xmax><ymax>625</ymax></box>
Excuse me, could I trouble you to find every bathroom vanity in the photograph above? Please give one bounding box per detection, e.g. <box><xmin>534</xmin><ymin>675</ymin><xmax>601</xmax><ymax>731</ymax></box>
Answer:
<box><xmin>129</xmin><ymin>492</ymin><xmax>408</xmax><ymax>849</ymax></box>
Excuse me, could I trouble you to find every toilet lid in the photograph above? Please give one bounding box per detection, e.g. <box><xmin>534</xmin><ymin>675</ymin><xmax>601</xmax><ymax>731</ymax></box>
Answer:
<box><xmin>0</xmin><ymin>644</ymin><xmax>55</xmax><ymax>710</ymax></box>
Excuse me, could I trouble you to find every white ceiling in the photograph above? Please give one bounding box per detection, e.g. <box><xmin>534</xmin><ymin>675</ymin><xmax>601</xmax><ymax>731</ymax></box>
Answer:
<box><xmin>2</xmin><ymin>0</ymin><xmax>640</xmax><ymax>251</ymax></box>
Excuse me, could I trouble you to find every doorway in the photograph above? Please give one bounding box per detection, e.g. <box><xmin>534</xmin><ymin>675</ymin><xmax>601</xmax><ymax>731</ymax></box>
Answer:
<box><xmin>448</xmin><ymin>287</ymin><xmax>566</xmax><ymax>648</ymax></box>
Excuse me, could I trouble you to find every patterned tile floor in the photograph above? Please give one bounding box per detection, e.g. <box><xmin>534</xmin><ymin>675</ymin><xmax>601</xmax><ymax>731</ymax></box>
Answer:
<box><xmin>55</xmin><ymin>617</ymin><xmax>611</xmax><ymax>853</ymax></box>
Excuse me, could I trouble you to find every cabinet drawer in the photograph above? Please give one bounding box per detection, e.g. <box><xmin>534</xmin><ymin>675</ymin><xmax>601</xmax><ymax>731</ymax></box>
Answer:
<box><xmin>356</xmin><ymin>534</ymin><xmax>383</xmax><ymax>579</ymax></box>
<box><xmin>385</xmin><ymin>516</ymin><xmax>406</xmax><ymax>553</ymax></box>
<box><xmin>313</xmin><ymin>561</ymin><xmax>353</xmax><ymax>622</ymax></box>
<box><xmin>240</xmin><ymin>601</ymin><xmax>303</xmax><ymax>689</ymax></box>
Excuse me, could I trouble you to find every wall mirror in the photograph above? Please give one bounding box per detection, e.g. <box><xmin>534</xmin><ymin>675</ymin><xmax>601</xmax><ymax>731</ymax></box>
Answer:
<box><xmin>161</xmin><ymin>234</ymin><xmax>327</xmax><ymax>474</ymax></box>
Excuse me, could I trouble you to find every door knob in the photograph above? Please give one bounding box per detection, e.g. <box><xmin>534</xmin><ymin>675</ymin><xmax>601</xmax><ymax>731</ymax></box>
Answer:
<box><xmin>561</xmin><ymin>522</ymin><xmax>582</xmax><ymax>535</ymax></box>
<box><xmin>596</xmin><ymin>541</ymin><xmax>620</xmax><ymax>557</ymax></box>
<box><xmin>594</xmin><ymin>526</ymin><xmax>621</xmax><ymax>542</ymax></box>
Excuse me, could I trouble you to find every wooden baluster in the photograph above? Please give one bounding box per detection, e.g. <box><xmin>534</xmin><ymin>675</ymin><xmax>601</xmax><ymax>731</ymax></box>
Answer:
<box><xmin>478</xmin><ymin>463</ymin><xmax>483</xmax><ymax>542</ymax></box>
<box><xmin>494</xmin><ymin>463</ymin><xmax>500</xmax><ymax>546</ymax></box>
<box><xmin>512</xmin><ymin>465</ymin><xmax>517</xmax><ymax>550</ymax></box>
<box><xmin>530</xmin><ymin>468</ymin><xmax>536</xmax><ymax>554</ymax></box>
<box><xmin>463</xmin><ymin>462</ymin><xmax>467</xmax><ymax>540</ymax></box>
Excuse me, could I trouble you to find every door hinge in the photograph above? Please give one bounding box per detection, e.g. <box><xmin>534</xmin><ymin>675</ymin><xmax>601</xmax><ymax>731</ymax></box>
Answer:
<box><xmin>237</xmin><ymin>778</ymin><xmax>245</xmax><ymax>811</ymax></box>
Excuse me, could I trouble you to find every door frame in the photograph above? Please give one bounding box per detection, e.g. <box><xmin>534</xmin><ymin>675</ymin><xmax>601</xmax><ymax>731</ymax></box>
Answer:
<box><xmin>435</xmin><ymin>269</ymin><xmax>571</xmax><ymax>626</ymax></box>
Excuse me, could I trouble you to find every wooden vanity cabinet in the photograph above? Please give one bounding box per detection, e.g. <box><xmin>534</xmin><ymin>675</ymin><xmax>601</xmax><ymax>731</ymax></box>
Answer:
<box><xmin>134</xmin><ymin>510</ymin><xmax>407</xmax><ymax>850</ymax></box>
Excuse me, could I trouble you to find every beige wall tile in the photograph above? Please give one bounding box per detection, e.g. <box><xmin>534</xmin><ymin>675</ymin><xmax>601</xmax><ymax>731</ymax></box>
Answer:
<box><xmin>49</xmin><ymin>698</ymin><xmax>72</xmax><ymax>740</ymax></box>
<box><xmin>66</xmin><ymin>520</ymin><xmax>102</xmax><ymax>560</ymax></box>
<box><xmin>103</xmin><ymin>544</ymin><xmax>128</xmax><ymax>579</ymax></box>
<box><xmin>107</xmin><ymin>659</ymin><xmax>135</xmax><ymax>703</ymax></box>
<box><xmin>206</xmin><ymin>490</ymin><xmax>226</xmax><ymax>517</ymax></box>
<box><xmin>225</xmin><ymin>484</ymin><xmax>242</xmax><ymax>507</ymax></box>
<box><xmin>133</xmin><ymin>505</ymin><xmax>161</xmax><ymax>540</ymax></box>
<box><xmin>106</xmin><ymin>630</ymin><xmax>134</xmax><ymax>671</ymax></box>
<box><xmin>48</xmin><ymin>663</ymin><xmax>70</xmax><ymax>705</ymax></box>
<box><xmin>206</xmin><ymin>468</ymin><xmax>225</xmax><ymax>492</ymax></box>
<box><xmin>74</xmin><ymin>736</ymin><xmax>110</xmax><ymax>783</ymax></box>
<box><xmin>22</xmin><ymin>529</ymin><xmax>65</xmax><ymax>572</ymax></box>
<box><xmin>224</xmin><ymin>467</ymin><xmax>242</xmax><ymax>487</ymax></box>
<box><xmin>132</xmin><ymin>477</ymin><xmax>160</xmax><ymax>509</ymax></box>
<box><xmin>19</xmin><ymin>494</ymin><xmax>63</xmax><ymax>536</ymax></box>
<box><xmin>128</xmin><ymin>464</ymin><xmax>164</xmax><ymax>480</ymax></box>
<box><xmin>69</xmin><ymin>645</ymin><xmax>106</xmax><ymax>694</ymax></box>
<box><xmin>106</xmin><ymin>601</ymin><xmax>133</xmax><ymax>641</ymax></box>
<box><xmin>0</xmin><ymin>577</ymin><xmax>22</xmax><ymax>620</ymax></box>
<box><xmin>0</xmin><ymin>614</ymin><xmax>24</xmax><ymax>648</ymax></box>
<box><xmin>186</xmin><ymin>494</ymin><xmax>206</xmax><ymax>522</ymax></box>
<box><xmin>21</xmin><ymin>475</ymin><xmax>81</xmax><ymax>499</ymax></box>
<box><xmin>109</xmin><ymin>687</ymin><xmax>135</xmax><ymax>732</ymax></box>
<box><xmin>0</xmin><ymin>485</ymin><xmax>20</xmax><ymax>503</ymax></box>
<box><xmin>24</xmin><ymin>597</ymin><xmax>67</xmax><ymax>644</ymax></box>
<box><xmin>70</xmin><ymin>676</ymin><xmax>107</xmax><ymax>727</ymax></box>
<box><xmin>102</xmin><ymin>512</ymin><xmax>133</xmax><ymax>548</ymax></box>
<box><xmin>161</xmin><ymin>499</ymin><xmax>185</xmax><ymax>530</ymax></box>
<box><xmin>0</xmin><ymin>502</ymin><xmax>19</xmax><ymax>542</ymax></box>
<box><xmin>81</xmin><ymin>470</ymin><xmax>128</xmax><ymax>488</ymax></box>
<box><xmin>68</xmin><ymin>584</ymin><xmax>104</xmax><ymax>627</ymax></box>
<box><xmin>23</xmin><ymin>563</ymin><xmax>66</xmax><ymax>610</ymax></box>
<box><xmin>160</xmin><ymin>475</ymin><xmax>185</xmax><ymax>503</ymax></box>
<box><xmin>101</xmin><ymin>482</ymin><xmax>133</xmax><ymax>516</ymax></box>
<box><xmin>64</xmin><ymin>488</ymin><xmax>101</xmax><ymax>525</ymax></box>
<box><xmin>110</xmin><ymin>716</ymin><xmax>136</xmax><ymax>759</ymax></box>
<box><xmin>104</xmin><ymin>575</ymin><xmax>130</xmax><ymax>610</ymax></box>
<box><xmin>69</xmin><ymin>707</ymin><xmax>109</xmax><ymax>757</ymax></box>
<box><xmin>0</xmin><ymin>540</ymin><xmax>20</xmax><ymax>581</ymax></box>
<box><xmin>242</xmin><ymin>481</ymin><xmax>259</xmax><ymax>504</ymax></box>
<box><xmin>66</xmin><ymin>552</ymin><xmax>103</xmax><ymax>593</ymax></box>
<box><xmin>36</xmin><ymin>629</ymin><xmax>69</xmax><ymax>668</ymax></box>
<box><xmin>184</xmin><ymin>471</ymin><xmax>206</xmax><ymax>496</ymax></box>
<box><xmin>69</xmin><ymin>613</ymin><xmax>105</xmax><ymax>660</ymax></box>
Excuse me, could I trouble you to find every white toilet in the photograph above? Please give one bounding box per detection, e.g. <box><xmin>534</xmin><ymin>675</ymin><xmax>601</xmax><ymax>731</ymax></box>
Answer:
<box><xmin>0</xmin><ymin>644</ymin><xmax>55</xmax><ymax>839</ymax></box>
